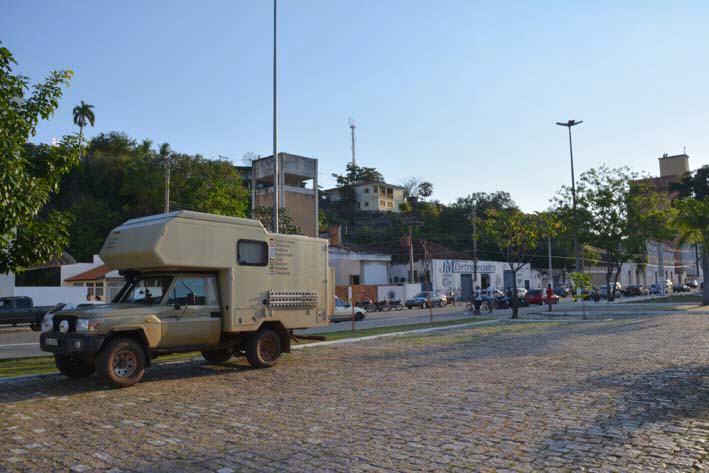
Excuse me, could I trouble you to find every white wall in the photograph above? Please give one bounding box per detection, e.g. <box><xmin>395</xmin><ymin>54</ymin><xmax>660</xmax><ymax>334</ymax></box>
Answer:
<box><xmin>363</xmin><ymin>262</ymin><xmax>388</xmax><ymax>285</ymax></box>
<box><xmin>15</xmin><ymin>286</ymin><xmax>93</xmax><ymax>306</ymax></box>
<box><xmin>0</xmin><ymin>273</ymin><xmax>15</xmax><ymax>298</ymax></box>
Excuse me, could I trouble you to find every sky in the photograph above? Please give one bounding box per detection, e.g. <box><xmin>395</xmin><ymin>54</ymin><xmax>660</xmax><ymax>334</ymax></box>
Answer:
<box><xmin>3</xmin><ymin>0</ymin><xmax>709</xmax><ymax>211</ymax></box>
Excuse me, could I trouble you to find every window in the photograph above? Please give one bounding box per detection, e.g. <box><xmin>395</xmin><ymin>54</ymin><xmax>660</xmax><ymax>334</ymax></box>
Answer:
<box><xmin>238</xmin><ymin>240</ymin><xmax>268</xmax><ymax>266</ymax></box>
<box><xmin>121</xmin><ymin>276</ymin><xmax>173</xmax><ymax>305</ymax></box>
<box><xmin>168</xmin><ymin>276</ymin><xmax>218</xmax><ymax>306</ymax></box>
<box><xmin>335</xmin><ymin>297</ymin><xmax>348</xmax><ymax>308</ymax></box>
<box><xmin>387</xmin><ymin>202</ymin><xmax>393</xmax><ymax>208</ymax></box>
<box><xmin>380</xmin><ymin>200</ymin><xmax>386</xmax><ymax>206</ymax></box>
<box><xmin>364</xmin><ymin>188</ymin><xmax>369</xmax><ymax>194</ymax></box>
<box><xmin>364</xmin><ymin>202</ymin><xmax>369</xmax><ymax>207</ymax></box>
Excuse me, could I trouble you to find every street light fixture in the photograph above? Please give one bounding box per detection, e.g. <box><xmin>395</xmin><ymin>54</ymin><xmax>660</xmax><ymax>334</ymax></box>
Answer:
<box><xmin>556</xmin><ymin>119</ymin><xmax>583</xmax><ymax>272</ymax></box>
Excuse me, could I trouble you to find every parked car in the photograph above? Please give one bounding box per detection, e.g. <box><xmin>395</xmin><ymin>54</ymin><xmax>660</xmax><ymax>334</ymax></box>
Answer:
<box><xmin>674</xmin><ymin>284</ymin><xmax>691</xmax><ymax>293</ymax></box>
<box><xmin>554</xmin><ymin>285</ymin><xmax>571</xmax><ymax>297</ymax></box>
<box><xmin>405</xmin><ymin>291</ymin><xmax>446</xmax><ymax>309</ymax></box>
<box><xmin>525</xmin><ymin>289</ymin><xmax>559</xmax><ymax>305</ymax></box>
<box><xmin>515</xmin><ymin>287</ymin><xmax>528</xmax><ymax>298</ymax></box>
<box><xmin>331</xmin><ymin>296</ymin><xmax>366</xmax><ymax>322</ymax></box>
<box><xmin>0</xmin><ymin>297</ymin><xmax>54</xmax><ymax>329</ymax></box>
<box><xmin>649</xmin><ymin>282</ymin><xmax>673</xmax><ymax>295</ymax></box>
<box><xmin>687</xmin><ymin>279</ymin><xmax>699</xmax><ymax>288</ymax></box>
<box><xmin>623</xmin><ymin>284</ymin><xmax>649</xmax><ymax>297</ymax></box>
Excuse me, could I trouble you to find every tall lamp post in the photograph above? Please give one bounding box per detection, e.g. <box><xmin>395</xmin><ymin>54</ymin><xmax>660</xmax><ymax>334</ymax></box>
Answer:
<box><xmin>272</xmin><ymin>0</ymin><xmax>280</xmax><ymax>233</ymax></box>
<box><xmin>556</xmin><ymin>119</ymin><xmax>583</xmax><ymax>272</ymax></box>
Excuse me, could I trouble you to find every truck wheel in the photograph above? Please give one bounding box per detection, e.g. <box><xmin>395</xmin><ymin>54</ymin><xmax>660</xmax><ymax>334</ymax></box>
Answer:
<box><xmin>201</xmin><ymin>348</ymin><xmax>233</xmax><ymax>364</ymax></box>
<box><xmin>55</xmin><ymin>355</ymin><xmax>94</xmax><ymax>378</ymax></box>
<box><xmin>96</xmin><ymin>338</ymin><xmax>146</xmax><ymax>388</ymax></box>
<box><xmin>246</xmin><ymin>328</ymin><xmax>282</xmax><ymax>368</ymax></box>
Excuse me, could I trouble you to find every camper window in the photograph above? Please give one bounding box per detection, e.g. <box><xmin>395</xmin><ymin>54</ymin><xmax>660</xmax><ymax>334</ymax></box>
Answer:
<box><xmin>238</xmin><ymin>240</ymin><xmax>268</xmax><ymax>266</ymax></box>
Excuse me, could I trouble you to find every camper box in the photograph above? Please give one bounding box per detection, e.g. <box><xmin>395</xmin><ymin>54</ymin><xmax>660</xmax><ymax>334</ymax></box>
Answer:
<box><xmin>99</xmin><ymin>211</ymin><xmax>332</xmax><ymax>332</ymax></box>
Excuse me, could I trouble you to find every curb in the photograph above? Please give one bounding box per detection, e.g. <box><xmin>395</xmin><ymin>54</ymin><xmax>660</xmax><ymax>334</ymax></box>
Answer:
<box><xmin>292</xmin><ymin>319</ymin><xmax>502</xmax><ymax>349</ymax></box>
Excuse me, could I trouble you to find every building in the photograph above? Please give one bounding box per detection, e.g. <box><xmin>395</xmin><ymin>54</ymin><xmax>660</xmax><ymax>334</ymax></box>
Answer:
<box><xmin>324</xmin><ymin>182</ymin><xmax>405</xmax><ymax>212</ymax></box>
<box><xmin>357</xmin><ymin>239</ymin><xmax>542</xmax><ymax>301</ymax></box>
<box><xmin>252</xmin><ymin>153</ymin><xmax>318</xmax><ymax>237</ymax></box>
<box><xmin>632</xmin><ymin>152</ymin><xmax>703</xmax><ymax>286</ymax></box>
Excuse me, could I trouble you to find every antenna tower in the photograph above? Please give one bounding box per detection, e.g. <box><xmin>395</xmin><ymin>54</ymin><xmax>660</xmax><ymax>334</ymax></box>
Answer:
<box><xmin>349</xmin><ymin>118</ymin><xmax>356</xmax><ymax>166</ymax></box>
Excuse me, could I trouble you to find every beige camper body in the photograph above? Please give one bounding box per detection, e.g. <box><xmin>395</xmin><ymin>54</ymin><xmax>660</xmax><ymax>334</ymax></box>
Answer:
<box><xmin>39</xmin><ymin>211</ymin><xmax>333</xmax><ymax>388</ymax></box>
<box><xmin>99</xmin><ymin>211</ymin><xmax>331</xmax><ymax>332</ymax></box>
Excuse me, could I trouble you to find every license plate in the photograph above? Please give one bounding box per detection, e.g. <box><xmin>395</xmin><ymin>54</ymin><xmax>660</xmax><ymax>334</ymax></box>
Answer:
<box><xmin>45</xmin><ymin>338</ymin><xmax>58</xmax><ymax>346</ymax></box>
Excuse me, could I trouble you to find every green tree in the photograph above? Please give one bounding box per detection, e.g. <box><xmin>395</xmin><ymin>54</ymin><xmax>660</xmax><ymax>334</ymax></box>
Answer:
<box><xmin>72</xmin><ymin>100</ymin><xmax>95</xmax><ymax>146</ymax></box>
<box><xmin>671</xmin><ymin>165</ymin><xmax>709</xmax><ymax>305</ymax></box>
<box><xmin>553</xmin><ymin>165</ymin><xmax>649</xmax><ymax>301</ymax></box>
<box><xmin>0</xmin><ymin>45</ymin><xmax>80</xmax><ymax>273</ymax></box>
<box><xmin>254</xmin><ymin>207</ymin><xmax>302</xmax><ymax>235</ymax></box>
<box><xmin>481</xmin><ymin>209</ymin><xmax>561</xmax><ymax>318</ymax></box>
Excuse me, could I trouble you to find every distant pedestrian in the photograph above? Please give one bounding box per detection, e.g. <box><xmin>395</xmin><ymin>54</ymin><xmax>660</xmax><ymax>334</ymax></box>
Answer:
<box><xmin>474</xmin><ymin>286</ymin><xmax>482</xmax><ymax>315</ymax></box>
<box><xmin>547</xmin><ymin>284</ymin><xmax>554</xmax><ymax>312</ymax></box>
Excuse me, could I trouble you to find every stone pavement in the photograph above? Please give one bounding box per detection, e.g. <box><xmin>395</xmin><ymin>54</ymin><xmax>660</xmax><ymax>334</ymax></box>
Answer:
<box><xmin>0</xmin><ymin>314</ymin><xmax>707</xmax><ymax>472</ymax></box>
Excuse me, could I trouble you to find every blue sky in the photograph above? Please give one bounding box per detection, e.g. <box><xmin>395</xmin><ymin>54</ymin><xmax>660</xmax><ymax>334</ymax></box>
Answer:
<box><xmin>3</xmin><ymin>0</ymin><xmax>709</xmax><ymax>211</ymax></box>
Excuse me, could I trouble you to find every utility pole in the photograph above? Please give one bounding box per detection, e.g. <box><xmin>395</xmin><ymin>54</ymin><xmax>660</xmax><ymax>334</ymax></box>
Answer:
<box><xmin>548</xmin><ymin>237</ymin><xmax>553</xmax><ymax>289</ymax></box>
<box><xmin>556</xmin><ymin>119</ymin><xmax>583</xmax><ymax>272</ymax></box>
<box><xmin>695</xmin><ymin>243</ymin><xmax>701</xmax><ymax>277</ymax></box>
<box><xmin>408</xmin><ymin>225</ymin><xmax>414</xmax><ymax>283</ymax></box>
<box><xmin>163</xmin><ymin>157</ymin><xmax>170</xmax><ymax>213</ymax></box>
<box><xmin>472</xmin><ymin>205</ymin><xmax>478</xmax><ymax>289</ymax></box>
<box><xmin>349</xmin><ymin>118</ymin><xmax>356</xmax><ymax>166</ymax></box>
<box><xmin>658</xmin><ymin>241</ymin><xmax>665</xmax><ymax>296</ymax></box>
<box><xmin>272</xmin><ymin>0</ymin><xmax>280</xmax><ymax>233</ymax></box>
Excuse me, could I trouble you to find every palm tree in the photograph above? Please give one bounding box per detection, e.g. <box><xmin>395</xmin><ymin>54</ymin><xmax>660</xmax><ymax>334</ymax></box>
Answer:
<box><xmin>72</xmin><ymin>101</ymin><xmax>95</xmax><ymax>145</ymax></box>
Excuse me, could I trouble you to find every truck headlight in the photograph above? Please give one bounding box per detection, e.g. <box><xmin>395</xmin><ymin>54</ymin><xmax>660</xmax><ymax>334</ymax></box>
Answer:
<box><xmin>76</xmin><ymin>318</ymin><xmax>103</xmax><ymax>332</ymax></box>
<box><xmin>40</xmin><ymin>313</ymin><xmax>54</xmax><ymax>333</ymax></box>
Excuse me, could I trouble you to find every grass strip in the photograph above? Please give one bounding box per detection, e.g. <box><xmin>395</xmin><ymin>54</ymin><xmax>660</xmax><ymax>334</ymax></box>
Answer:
<box><xmin>0</xmin><ymin>316</ymin><xmax>489</xmax><ymax>379</ymax></box>
<box><xmin>627</xmin><ymin>294</ymin><xmax>703</xmax><ymax>304</ymax></box>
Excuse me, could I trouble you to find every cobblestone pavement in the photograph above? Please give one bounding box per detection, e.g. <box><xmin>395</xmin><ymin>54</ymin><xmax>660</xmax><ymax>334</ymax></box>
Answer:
<box><xmin>0</xmin><ymin>314</ymin><xmax>707</xmax><ymax>472</ymax></box>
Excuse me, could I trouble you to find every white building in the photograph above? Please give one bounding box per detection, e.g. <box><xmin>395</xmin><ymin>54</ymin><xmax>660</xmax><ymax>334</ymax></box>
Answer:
<box><xmin>324</xmin><ymin>182</ymin><xmax>406</xmax><ymax>212</ymax></box>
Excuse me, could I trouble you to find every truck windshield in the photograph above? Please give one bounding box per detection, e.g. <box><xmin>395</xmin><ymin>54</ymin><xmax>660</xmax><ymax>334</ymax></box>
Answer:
<box><xmin>119</xmin><ymin>276</ymin><xmax>173</xmax><ymax>305</ymax></box>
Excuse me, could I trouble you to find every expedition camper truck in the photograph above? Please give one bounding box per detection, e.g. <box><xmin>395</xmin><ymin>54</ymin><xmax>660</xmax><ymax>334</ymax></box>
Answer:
<box><xmin>40</xmin><ymin>211</ymin><xmax>333</xmax><ymax>387</ymax></box>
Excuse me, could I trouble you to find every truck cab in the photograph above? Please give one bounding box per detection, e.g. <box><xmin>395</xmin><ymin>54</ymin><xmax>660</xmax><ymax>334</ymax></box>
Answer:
<box><xmin>40</xmin><ymin>211</ymin><xmax>332</xmax><ymax>387</ymax></box>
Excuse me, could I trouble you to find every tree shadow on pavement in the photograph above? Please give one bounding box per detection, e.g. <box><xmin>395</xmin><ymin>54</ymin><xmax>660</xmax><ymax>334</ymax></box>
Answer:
<box><xmin>535</xmin><ymin>364</ymin><xmax>709</xmax><ymax>468</ymax></box>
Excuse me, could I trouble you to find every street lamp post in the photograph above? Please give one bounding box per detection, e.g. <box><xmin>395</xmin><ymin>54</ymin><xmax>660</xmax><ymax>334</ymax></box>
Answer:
<box><xmin>272</xmin><ymin>0</ymin><xmax>279</xmax><ymax>233</ymax></box>
<box><xmin>556</xmin><ymin>119</ymin><xmax>583</xmax><ymax>272</ymax></box>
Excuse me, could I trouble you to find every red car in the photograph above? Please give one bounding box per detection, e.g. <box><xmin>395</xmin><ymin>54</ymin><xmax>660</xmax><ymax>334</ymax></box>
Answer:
<box><xmin>525</xmin><ymin>289</ymin><xmax>559</xmax><ymax>305</ymax></box>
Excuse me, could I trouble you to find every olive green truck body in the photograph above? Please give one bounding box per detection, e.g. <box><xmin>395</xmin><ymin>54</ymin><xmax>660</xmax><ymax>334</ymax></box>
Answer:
<box><xmin>39</xmin><ymin>211</ymin><xmax>333</xmax><ymax>387</ymax></box>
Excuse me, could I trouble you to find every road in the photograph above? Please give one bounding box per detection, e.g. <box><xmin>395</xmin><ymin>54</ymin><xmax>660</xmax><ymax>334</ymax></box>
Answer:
<box><xmin>0</xmin><ymin>294</ymin><xmax>698</xmax><ymax>359</ymax></box>
<box><xmin>0</xmin><ymin>313</ymin><xmax>706</xmax><ymax>471</ymax></box>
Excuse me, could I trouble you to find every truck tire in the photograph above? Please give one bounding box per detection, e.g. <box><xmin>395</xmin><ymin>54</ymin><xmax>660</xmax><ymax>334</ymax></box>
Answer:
<box><xmin>55</xmin><ymin>355</ymin><xmax>94</xmax><ymax>378</ymax></box>
<box><xmin>201</xmin><ymin>348</ymin><xmax>233</xmax><ymax>364</ymax></box>
<box><xmin>246</xmin><ymin>328</ymin><xmax>282</xmax><ymax>368</ymax></box>
<box><xmin>96</xmin><ymin>338</ymin><xmax>146</xmax><ymax>388</ymax></box>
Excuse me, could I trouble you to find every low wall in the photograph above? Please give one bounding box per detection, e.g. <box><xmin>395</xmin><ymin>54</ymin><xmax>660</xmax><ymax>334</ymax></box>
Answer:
<box><xmin>336</xmin><ymin>283</ymin><xmax>422</xmax><ymax>303</ymax></box>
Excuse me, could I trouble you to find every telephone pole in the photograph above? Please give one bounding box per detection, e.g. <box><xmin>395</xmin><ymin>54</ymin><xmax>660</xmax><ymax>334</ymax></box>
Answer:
<box><xmin>548</xmin><ymin>237</ymin><xmax>553</xmax><ymax>289</ymax></box>
<box><xmin>272</xmin><ymin>0</ymin><xmax>280</xmax><ymax>233</ymax></box>
<box><xmin>349</xmin><ymin>118</ymin><xmax>356</xmax><ymax>166</ymax></box>
<box><xmin>163</xmin><ymin>158</ymin><xmax>170</xmax><ymax>213</ymax></box>
<box><xmin>472</xmin><ymin>205</ymin><xmax>478</xmax><ymax>288</ymax></box>
<box><xmin>408</xmin><ymin>225</ymin><xmax>414</xmax><ymax>283</ymax></box>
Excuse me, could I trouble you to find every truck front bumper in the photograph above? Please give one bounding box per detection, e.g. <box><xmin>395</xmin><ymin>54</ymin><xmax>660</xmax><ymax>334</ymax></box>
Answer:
<box><xmin>40</xmin><ymin>332</ymin><xmax>104</xmax><ymax>355</ymax></box>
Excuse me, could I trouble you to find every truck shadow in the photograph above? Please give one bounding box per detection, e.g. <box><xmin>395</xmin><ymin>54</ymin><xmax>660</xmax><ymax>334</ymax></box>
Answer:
<box><xmin>0</xmin><ymin>360</ymin><xmax>252</xmax><ymax>404</ymax></box>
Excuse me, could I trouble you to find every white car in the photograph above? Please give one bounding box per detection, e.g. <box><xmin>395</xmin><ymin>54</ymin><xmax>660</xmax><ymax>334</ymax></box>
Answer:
<box><xmin>331</xmin><ymin>296</ymin><xmax>366</xmax><ymax>323</ymax></box>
